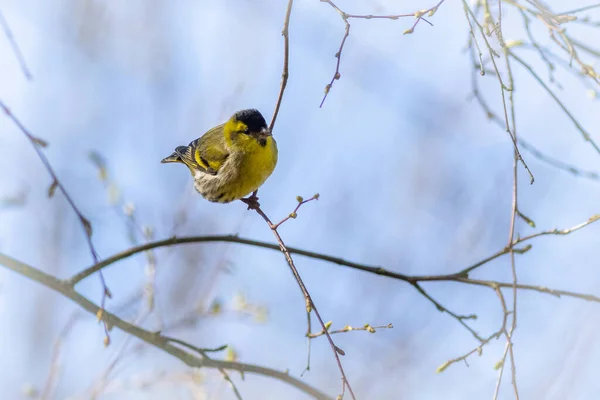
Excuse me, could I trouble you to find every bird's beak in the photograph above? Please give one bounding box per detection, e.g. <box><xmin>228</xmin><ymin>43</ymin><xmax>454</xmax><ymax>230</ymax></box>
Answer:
<box><xmin>259</xmin><ymin>127</ymin><xmax>272</xmax><ymax>137</ymax></box>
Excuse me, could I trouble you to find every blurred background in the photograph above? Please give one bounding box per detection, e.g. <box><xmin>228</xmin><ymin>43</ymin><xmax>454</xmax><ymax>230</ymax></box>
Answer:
<box><xmin>1</xmin><ymin>0</ymin><xmax>599</xmax><ymax>399</ymax></box>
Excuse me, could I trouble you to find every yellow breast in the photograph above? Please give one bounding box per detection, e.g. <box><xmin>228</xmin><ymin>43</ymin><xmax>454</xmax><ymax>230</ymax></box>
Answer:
<box><xmin>195</xmin><ymin>137</ymin><xmax>278</xmax><ymax>203</ymax></box>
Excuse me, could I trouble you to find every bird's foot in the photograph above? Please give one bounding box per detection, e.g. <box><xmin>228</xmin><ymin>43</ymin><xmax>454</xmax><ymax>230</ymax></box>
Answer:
<box><xmin>241</xmin><ymin>194</ymin><xmax>260</xmax><ymax>210</ymax></box>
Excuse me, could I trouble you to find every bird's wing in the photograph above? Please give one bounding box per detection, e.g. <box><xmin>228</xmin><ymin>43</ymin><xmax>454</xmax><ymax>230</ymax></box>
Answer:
<box><xmin>193</xmin><ymin>124</ymin><xmax>230</xmax><ymax>174</ymax></box>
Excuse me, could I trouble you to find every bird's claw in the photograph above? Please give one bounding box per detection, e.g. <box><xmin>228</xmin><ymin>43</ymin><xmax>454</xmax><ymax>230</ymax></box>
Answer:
<box><xmin>241</xmin><ymin>195</ymin><xmax>260</xmax><ymax>210</ymax></box>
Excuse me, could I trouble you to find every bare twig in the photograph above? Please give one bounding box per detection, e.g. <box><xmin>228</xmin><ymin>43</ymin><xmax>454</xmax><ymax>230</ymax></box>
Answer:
<box><xmin>453</xmin><ymin>213</ymin><xmax>599</xmax><ymax>277</ymax></box>
<box><xmin>270</xmin><ymin>193</ymin><xmax>320</xmax><ymax>377</ymax></box>
<box><xmin>0</xmin><ymin>9</ymin><xmax>32</xmax><ymax>80</ymax></box>
<box><xmin>269</xmin><ymin>0</ymin><xmax>294</xmax><ymax>133</ymax></box>
<box><xmin>436</xmin><ymin>286</ymin><xmax>508</xmax><ymax>373</ymax></box>
<box><xmin>319</xmin><ymin>0</ymin><xmax>350</xmax><ymax>108</ymax></box>
<box><xmin>272</xmin><ymin>194</ymin><xmax>319</xmax><ymax>229</ymax></box>
<box><xmin>456</xmin><ymin>279</ymin><xmax>600</xmax><ymax>302</ymax></box>
<box><xmin>308</xmin><ymin>322</ymin><xmax>393</xmax><ymax>338</ymax></box>
<box><xmin>319</xmin><ymin>0</ymin><xmax>446</xmax><ymax>107</ymax></box>
<box><xmin>463</xmin><ymin>0</ymin><xmax>534</xmax><ymax>184</ymax></box>
<box><xmin>255</xmin><ymin>0</ymin><xmax>294</xmax><ymax>201</ymax></box>
<box><xmin>495</xmin><ymin>46</ymin><xmax>520</xmax><ymax>399</ymax></box>
<box><xmin>69</xmin><ymin>212</ymin><xmax>600</xmax><ymax>298</ymax></box>
<box><xmin>248</xmin><ymin>200</ymin><xmax>356</xmax><ymax>399</ymax></box>
<box><xmin>412</xmin><ymin>282</ymin><xmax>483</xmax><ymax>342</ymax></box>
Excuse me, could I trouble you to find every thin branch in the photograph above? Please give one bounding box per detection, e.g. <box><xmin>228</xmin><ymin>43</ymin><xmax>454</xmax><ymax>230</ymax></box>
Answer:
<box><xmin>69</xmin><ymin>235</ymin><xmax>416</xmax><ymax>285</ymax></box>
<box><xmin>0</xmin><ymin>253</ymin><xmax>333</xmax><ymax>400</ymax></box>
<box><xmin>518</xmin><ymin>214</ymin><xmax>600</xmax><ymax>241</ymax></box>
<box><xmin>497</xmin><ymin>44</ymin><xmax>520</xmax><ymax>399</ymax></box>
<box><xmin>0</xmin><ymin>9</ymin><xmax>32</xmax><ymax>80</ymax></box>
<box><xmin>319</xmin><ymin>0</ymin><xmax>350</xmax><ymax>108</ymax></box>
<box><xmin>436</xmin><ymin>286</ymin><xmax>508</xmax><ymax>373</ymax></box>
<box><xmin>255</xmin><ymin>0</ymin><xmax>293</xmax><ymax>201</ymax></box>
<box><xmin>464</xmin><ymin>2</ymin><xmax>485</xmax><ymax>75</ymax></box>
<box><xmin>308</xmin><ymin>323</ymin><xmax>393</xmax><ymax>339</ymax></box>
<box><xmin>302</xmin><ymin>309</ymin><xmax>313</xmax><ymax>377</ymax></box>
<box><xmin>70</xmin><ymin>213</ymin><xmax>599</xmax><ymax>286</ymax></box>
<box><xmin>463</xmin><ymin>0</ymin><xmax>534</xmax><ymax>184</ymax></box>
<box><xmin>269</xmin><ymin>0</ymin><xmax>293</xmax><ymax>133</ymax></box>
<box><xmin>411</xmin><ymin>282</ymin><xmax>482</xmax><ymax>341</ymax></box>
<box><xmin>271</xmin><ymin>194</ymin><xmax>319</xmax><ymax>229</ymax></box>
<box><xmin>458</xmin><ymin>213</ymin><xmax>600</xmax><ymax>276</ymax></box>
<box><xmin>457</xmin><ymin>278</ymin><xmax>600</xmax><ymax>302</ymax></box>
<box><xmin>247</xmin><ymin>201</ymin><xmax>356</xmax><ymax>399</ymax></box>
<box><xmin>272</xmin><ymin>193</ymin><xmax>320</xmax><ymax>378</ymax></box>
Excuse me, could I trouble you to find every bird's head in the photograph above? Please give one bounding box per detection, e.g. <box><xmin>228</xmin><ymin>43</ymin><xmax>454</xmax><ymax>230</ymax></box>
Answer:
<box><xmin>225</xmin><ymin>109</ymin><xmax>271</xmax><ymax>148</ymax></box>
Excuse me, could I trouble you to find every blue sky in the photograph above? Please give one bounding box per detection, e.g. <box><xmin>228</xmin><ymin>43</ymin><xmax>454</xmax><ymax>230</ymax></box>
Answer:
<box><xmin>1</xmin><ymin>1</ymin><xmax>600</xmax><ymax>399</ymax></box>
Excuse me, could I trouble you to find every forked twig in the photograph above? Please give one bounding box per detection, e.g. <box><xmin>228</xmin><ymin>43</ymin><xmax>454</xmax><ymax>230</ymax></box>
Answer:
<box><xmin>319</xmin><ymin>0</ymin><xmax>446</xmax><ymax>107</ymax></box>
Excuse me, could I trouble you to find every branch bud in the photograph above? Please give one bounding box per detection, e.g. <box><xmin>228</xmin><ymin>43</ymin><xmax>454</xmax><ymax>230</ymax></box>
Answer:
<box><xmin>436</xmin><ymin>360</ymin><xmax>451</xmax><ymax>373</ymax></box>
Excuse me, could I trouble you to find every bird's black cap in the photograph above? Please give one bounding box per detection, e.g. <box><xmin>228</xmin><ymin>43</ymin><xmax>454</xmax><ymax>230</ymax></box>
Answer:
<box><xmin>234</xmin><ymin>109</ymin><xmax>268</xmax><ymax>132</ymax></box>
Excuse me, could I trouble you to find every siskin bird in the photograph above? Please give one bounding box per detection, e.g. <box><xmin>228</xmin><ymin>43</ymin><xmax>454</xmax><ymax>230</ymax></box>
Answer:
<box><xmin>161</xmin><ymin>109</ymin><xmax>278</xmax><ymax>204</ymax></box>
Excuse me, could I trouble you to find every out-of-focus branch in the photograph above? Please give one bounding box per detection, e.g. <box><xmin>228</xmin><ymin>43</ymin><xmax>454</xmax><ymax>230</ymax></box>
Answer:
<box><xmin>161</xmin><ymin>337</ymin><xmax>242</xmax><ymax>400</ymax></box>
<box><xmin>0</xmin><ymin>253</ymin><xmax>333</xmax><ymax>400</ymax></box>
<box><xmin>0</xmin><ymin>100</ymin><xmax>112</xmax><ymax>338</ymax></box>
<box><xmin>467</xmin><ymin>1</ymin><xmax>600</xmax><ymax>182</ymax></box>
<box><xmin>557</xmin><ymin>4</ymin><xmax>600</xmax><ymax>15</ymax></box>
<box><xmin>0</xmin><ymin>9</ymin><xmax>32</xmax><ymax>80</ymax></box>
<box><xmin>468</xmin><ymin>52</ymin><xmax>600</xmax><ymax>182</ymax></box>
<box><xmin>518</xmin><ymin>138</ymin><xmax>600</xmax><ymax>182</ymax></box>
<box><xmin>509</xmin><ymin>49</ymin><xmax>600</xmax><ymax>154</ymax></box>
<box><xmin>39</xmin><ymin>312</ymin><xmax>79</xmax><ymax>400</ymax></box>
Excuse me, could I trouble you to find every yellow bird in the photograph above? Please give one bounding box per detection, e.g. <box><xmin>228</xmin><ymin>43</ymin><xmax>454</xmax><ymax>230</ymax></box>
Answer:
<box><xmin>161</xmin><ymin>109</ymin><xmax>278</xmax><ymax>206</ymax></box>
